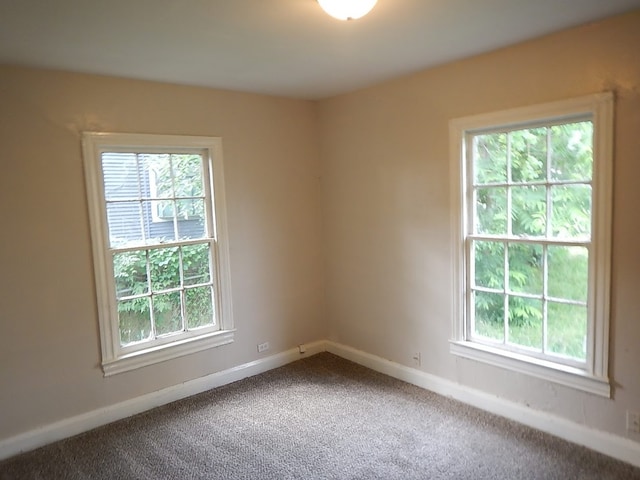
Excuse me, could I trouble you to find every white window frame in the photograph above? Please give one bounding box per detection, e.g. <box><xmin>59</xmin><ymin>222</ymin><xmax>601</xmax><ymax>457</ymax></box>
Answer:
<box><xmin>449</xmin><ymin>93</ymin><xmax>613</xmax><ymax>397</ymax></box>
<box><xmin>83</xmin><ymin>133</ymin><xmax>234</xmax><ymax>376</ymax></box>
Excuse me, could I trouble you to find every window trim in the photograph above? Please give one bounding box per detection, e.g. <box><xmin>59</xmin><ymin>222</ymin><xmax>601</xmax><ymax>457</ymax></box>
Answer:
<box><xmin>83</xmin><ymin>132</ymin><xmax>234</xmax><ymax>376</ymax></box>
<box><xmin>449</xmin><ymin>93</ymin><xmax>613</xmax><ymax>397</ymax></box>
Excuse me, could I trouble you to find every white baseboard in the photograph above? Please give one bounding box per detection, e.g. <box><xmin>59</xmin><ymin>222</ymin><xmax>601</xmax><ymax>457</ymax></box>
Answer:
<box><xmin>0</xmin><ymin>340</ymin><xmax>326</xmax><ymax>461</ymax></box>
<box><xmin>325</xmin><ymin>341</ymin><xmax>640</xmax><ymax>469</ymax></box>
<box><xmin>3</xmin><ymin>339</ymin><xmax>639</xmax><ymax>469</ymax></box>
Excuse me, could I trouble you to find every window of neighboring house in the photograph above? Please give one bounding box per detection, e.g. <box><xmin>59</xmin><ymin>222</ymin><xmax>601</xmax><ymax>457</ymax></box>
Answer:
<box><xmin>83</xmin><ymin>133</ymin><xmax>234</xmax><ymax>376</ymax></box>
<box><xmin>449</xmin><ymin>93</ymin><xmax>613</xmax><ymax>396</ymax></box>
<box><xmin>148</xmin><ymin>155</ymin><xmax>204</xmax><ymax>223</ymax></box>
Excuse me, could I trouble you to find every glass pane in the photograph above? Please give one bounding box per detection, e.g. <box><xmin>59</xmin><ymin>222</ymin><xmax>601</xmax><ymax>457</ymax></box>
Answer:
<box><xmin>155</xmin><ymin>199</ymin><xmax>175</xmax><ymax>220</ymax></box>
<box><xmin>508</xmin><ymin>243</ymin><xmax>542</xmax><ymax>295</ymax></box>
<box><xmin>102</xmin><ymin>153</ymin><xmax>140</xmax><ymax>200</ymax></box>
<box><xmin>173</xmin><ymin>154</ymin><xmax>204</xmax><ymax>197</ymax></box>
<box><xmin>182</xmin><ymin>243</ymin><xmax>211</xmax><ymax>286</ymax></box>
<box><xmin>113</xmin><ymin>250</ymin><xmax>148</xmax><ymax>298</ymax></box>
<box><xmin>141</xmin><ymin>154</ymin><xmax>172</xmax><ymax>199</ymax></box>
<box><xmin>178</xmin><ymin>217</ymin><xmax>206</xmax><ymax>240</ymax></box>
<box><xmin>473</xmin><ymin>291</ymin><xmax>504</xmax><ymax>342</ymax></box>
<box><xmin>548</xmin><ymin>246</ymin><xmax>588</xmax><ymax>302</ymax></box>
<box><xmin>507</xmin><ymin>296</ymin><xmax>542</xmax><ymax>350</ymax></box>
<box><xmin>106</xmin><ymin>201</ymin><xmax>143</xmax><ymax>248</ymax></box>
<box><xmin>153</xmin><ymin>292</ymin><xmax>183</xmax><ymax>336</ymax></box>
<box><xmin>176</xmin><ymin>198</ymin><xmax>204</xmax><ymax>221</ymax></box>
<box><xmin>474</xmin><ymin>241</ymin><xmax>504</xmax><ymax>289</ymax></box>
<box><xmin>185</xmin><ymin>286</ymin><xmax>214</xmax><ymax>329</ymax></box>
<box><xmin>510</xmin><ymin>128</ymin><xmax>547</xmax><ymax>183</ymax></box>
<box><xmin>547</xmin><ymin>302</ymin><xmax>587</xmax><ymax>360</ymax></box>
<box><xmin>475</xmin><ymin>187</ymin><xmax>507</xmax><ymax>235</ymax></box>
<box><xmin>474</xmin><ymin>133</ymin><xmax>507</xmax><ymax>184</ymax></box>
<box><xmin>142</xmin><ymin>200</ymin><xmax>176</xmax><ymax>243</ymax></box>
<box><xmin>551</xmin><ymin>185</ymin><xmax>591</xmax><ymax>239</ymax></box>
<box><xmin>550</xmin><ymin>122</ymin><xmax>593</xmax><ymax>182</ymax></box>
<box><xmin>512</xmin><ymin>185</ymin><xmax>546</xmax><ymax>237</ymax></box>
<box><xmin>118</xmin><ymin>298</ymin><xmax>152</xmax><ymax>345</ymax></box>
<box><xmin>149</xmin><ymin>247</ymin><xmax>181</xmax><ymax>292</ymax></box>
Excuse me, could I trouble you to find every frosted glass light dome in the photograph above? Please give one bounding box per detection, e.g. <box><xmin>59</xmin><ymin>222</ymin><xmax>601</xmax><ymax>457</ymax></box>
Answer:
<box><xmin>317</xmin><ymin>0</ymin><xmax>378</xmax><ymax>20</ymax></box>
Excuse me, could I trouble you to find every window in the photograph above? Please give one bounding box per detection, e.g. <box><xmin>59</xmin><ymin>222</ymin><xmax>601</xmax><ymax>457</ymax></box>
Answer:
<box><xmin>83</xmin><ymin>133</ymin><xmax>234</xmax><ymax>375</ymax></box>
<box><xmin>449</xmin><ymin>93</ymin><xmax>613</xmax><ymax>396</ymax></box>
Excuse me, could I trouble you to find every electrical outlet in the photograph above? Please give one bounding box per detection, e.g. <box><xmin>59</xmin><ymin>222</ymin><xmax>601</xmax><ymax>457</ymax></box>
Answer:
<box><xmin>412</xmin><ymin>352</ymin><xmax>421</xmax><ymax>367</ymax></box>
<box><xmin>257</xmin><ymin>342</ymin><xmax>269</xmax><ymax>353</ymax></box>
<box><xmin>627</xmin><ymin>411</ymin><xmax>640</xmax><ymax>433</ymax></box>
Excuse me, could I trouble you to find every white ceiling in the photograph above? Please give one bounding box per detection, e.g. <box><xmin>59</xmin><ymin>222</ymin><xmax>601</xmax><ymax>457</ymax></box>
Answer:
<box><xmin>1</xmin><ymin>0</ymin><xmax>639</xmax><ymax>99</ymax></box>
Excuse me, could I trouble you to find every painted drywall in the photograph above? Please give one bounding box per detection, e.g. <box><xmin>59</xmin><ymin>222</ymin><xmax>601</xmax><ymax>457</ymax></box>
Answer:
<box><xmin>319</xmin><ymin>11</ymin><xmax>640</xmax><ymax>441</ymax></box>
<box><xmin>0</xmin><ymin>67</ymin><xmax>325</xmax><ymax>440</ymax></box>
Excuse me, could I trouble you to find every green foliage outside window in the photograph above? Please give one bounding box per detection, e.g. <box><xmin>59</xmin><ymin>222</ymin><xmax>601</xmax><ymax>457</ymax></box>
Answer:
<box><xmin>472</xmin><ymin>121</ymin><xmax>592</xmax><ymax>360</ymax></box>
<box><xmin>114</xmin><ymin>243</ymin><xmax>214</xmax><ymax>345</ymax></box>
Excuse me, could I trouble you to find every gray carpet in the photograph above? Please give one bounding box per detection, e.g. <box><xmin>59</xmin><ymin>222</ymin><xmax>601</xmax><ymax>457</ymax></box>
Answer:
<box><xmin>1</xmin><ymin>352</ymin><xmax>639</xmax><ymax>479</ymax></box>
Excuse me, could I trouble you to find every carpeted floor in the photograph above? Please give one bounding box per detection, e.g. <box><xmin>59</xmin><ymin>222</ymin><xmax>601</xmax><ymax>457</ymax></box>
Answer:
<box><xmin>1</xmin><ymin>352</ymin><xmax>639</xmax><ymax>479</ymax></box>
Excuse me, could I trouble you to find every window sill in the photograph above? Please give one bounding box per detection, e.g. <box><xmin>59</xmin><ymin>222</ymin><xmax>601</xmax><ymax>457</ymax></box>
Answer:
<box><xmin>449</xmin><ymin>340</ymin><xmax>610</xmax><ymax>397</ymax></box>
<box><xmin>102</xmin><ymin>329</ymin><xmax>235</xmax><ymax>376</ymax></box>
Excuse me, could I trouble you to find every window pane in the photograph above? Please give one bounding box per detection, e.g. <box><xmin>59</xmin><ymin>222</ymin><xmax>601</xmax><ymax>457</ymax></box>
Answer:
<box><xmin>507</xmin><ymin>296</ymin><xmax>542</xmax><ymax>350</ymax></box>
<box><xmin>182</xmin><ymin>244</ymin><xmax>211</xmax><ymax>286</ymax></box>
<box><xmin>149</xmin><ymin>247</ymin><xmax>181</xmax><ymax>291</ymax></box>
<box><xmin>155</xmin><ymin>199</ymin><xmax>175</xmax><ymax>220</ymax></box>
<box><xmin>550</xmin><ymin>122</ymin><xmax>593</xmax><ymax>182</ymax></box>
<box><xmin>142</xmin><ymin>200</ymin><xmax>177</xmax><ymax>243</ymax></box>
<box><xmin>512</xmin><ymin>185</ymin><xmax>546</xmax><ymax>237</ymax></box>
<box><xmin>510</xmin><ymin>128</ymin><xmax>547</xmax><ymax>183</ymax></box>
<box><xmin>173</xmin><ymin>154</ymin><xmax>204</xmax><ymax>197</ymax></box>
<box><xmin>547</xmin><ymin>302</ymin><xmax>587</xmax><ymax>360</ymax></box>
<box><xmin>113</xmin><ymin>250</ymin><xmax>148</xmax><ymax>298</ymax></box>
<box><xmin>551</xmin><ymin>185</ymin><xmax>591</xmax><ymax>239</ymax></box>
<box><xmin>474</xmin><ymin>133</ymin><xmax>507</xmax><ymax>184</ymax></box>
<box><xmin>548</xmin><ymin>246</ymin><xmax>588</xmax><ymax>302</ymax></box>
<box><xmin>473</xmin><ymin>291</ymin><xmax>504</xmax><ymax>342</ymax></box>
<box><xmin>176</xmin><ymin>198</ymin><xmax>204</xmax><ymax>221</ymax></box>
<box><xmin>178</xmin><ymin>216</ymin><xmax>206</xmax><ymax>240</ymax></box>
<box><xmin>185</xmin><ymin>286</ymin><xmax>214</xmax><ymax>329</ymax></box>
<box><xmin>475</xmin><ymin>187</ymin><xmax>507</xmax><ymax>234</ymax></box>
<box><xmin>106</xmin><ymin>202</ymin><xmax>143</xmax><ymax>248</ymax></box>
<box><xmin>102</xmin><ymin>153</ymin><xmax>140</xmax><ymax>200</ymax></box>
<box><xmin>474</xmin><ymin>241</ymin><xmax>504</xmax><ymax>289</ymax></box>
<box><xmin>153</xmin><ymin>292</ymin><xmax>183</xmax><ymax>336</ymax></box>
<box><xmin>508</xmin><ymin>243</ymin><xmax>542</xmax><ymax>295</ymax></box>
<box><xmin>141</xmin><ymin>154</ymin><xmax>172</xmax><ymax>199</ymax></box>
<box><xmin>118</xmin><ymin>298</ymin><xmax>152</xmax><ymax>345</ymax></box>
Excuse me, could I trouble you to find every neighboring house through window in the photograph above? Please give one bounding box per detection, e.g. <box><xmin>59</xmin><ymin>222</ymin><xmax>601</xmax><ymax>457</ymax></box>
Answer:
<box><xmin>83</xmin><ymin>133</ymin><xmax>233</xmax><ymax>375</ymax></box>
<box><xmin>449</xmin><ymin>93</ymin><xmax>613</xmax><ymax>396</ymax></box>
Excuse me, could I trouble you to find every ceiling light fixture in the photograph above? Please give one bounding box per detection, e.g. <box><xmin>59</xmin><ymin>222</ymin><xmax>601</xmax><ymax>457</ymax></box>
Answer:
<box><xmin>317</xmin><ymin>0</ymin><xmax>378</xmax><ymax>21</ymax></box>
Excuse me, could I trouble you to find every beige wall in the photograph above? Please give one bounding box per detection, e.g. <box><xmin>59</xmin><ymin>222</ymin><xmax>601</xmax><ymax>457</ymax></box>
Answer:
<box><xmin>0</xmin><ymin>67</ymin><xmax>325</xmax><ymax>439</ymax></box>
<box><xmin>319</xmin><ymin>11</ymin><xmax>640</xmax><ymax>440</ymax></box>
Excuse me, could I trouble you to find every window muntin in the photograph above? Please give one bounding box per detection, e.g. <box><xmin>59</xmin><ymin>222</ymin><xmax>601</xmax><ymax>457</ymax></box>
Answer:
<box><xmin>468</xmin><ymin>121</ymin><xmax>592</xmax><ymax>366</ymax></box>
<box><xmin>450</xmin><ymin>93</ymin><xmax>612</xmax><ymax>396</ymax></box>
<box><xmin>83</xmin><ymin>134</ymin><xmax>233</xmax><ymax>375</ymax></box>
